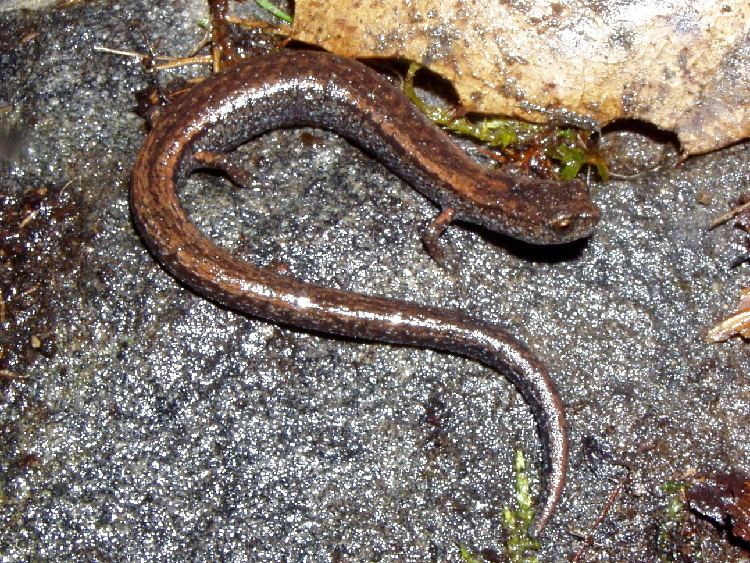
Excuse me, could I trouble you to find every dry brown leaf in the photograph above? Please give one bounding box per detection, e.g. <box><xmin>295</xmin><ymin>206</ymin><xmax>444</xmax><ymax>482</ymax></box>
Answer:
<box><xmin>291</xmin><ymin>0</ymin><xmax>750</xmax><ymax>155</ymax></box>
<box><xmin>686</xmin><ymin>474</ymin><xmax>750</xmax><ymax>543</ymax></box>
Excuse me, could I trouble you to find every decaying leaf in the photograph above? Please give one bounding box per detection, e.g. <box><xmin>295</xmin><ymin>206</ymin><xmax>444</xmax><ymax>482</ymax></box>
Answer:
<box><xmin>686</xmin><ymin>474</ymin><xmax>750</xmax><ymax>543</ymax></box>
<box><xmin>291</xmin><ymin>0</ymin><xmax>750</xmax><ymax>155</ymax></box>
<box><xmin>707</xmin><ymin>287</ymin><xmax>750</xmax><ymax>342</ymax></box>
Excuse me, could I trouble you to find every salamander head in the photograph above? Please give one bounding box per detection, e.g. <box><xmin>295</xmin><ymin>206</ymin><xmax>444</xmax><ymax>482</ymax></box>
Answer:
<box><xmin>467</xmin><ymin>175</ymin><xmax>600</xmax><ymax>245</ymax></box>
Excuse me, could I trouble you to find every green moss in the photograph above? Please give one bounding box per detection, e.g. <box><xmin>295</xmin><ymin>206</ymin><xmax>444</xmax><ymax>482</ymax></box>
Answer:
<box><xmin>549</xmin><ymin>137</ymin><xmax>610</xmax><ymax>182</ymax></box>
<box><xmin>403</xmin><ymin>63</ymin><xmax>544</xmax><ymax>148</ymax></box>
<box><xmin>456</xmin><ymin>451</ymin><xmax>540</xmax><ymax>562</ymax></box>
<box><xmin>404</xmin><ymin>63</ymin><xmax>609</xmax><ymax>182</ymax></box>
<box><xmin>502</xmin><ymin>450</ymin><xmax>541</xmax><ymax>563</ymax></box>
<box><xmin>657</xmin><ymin>481</ymin><xmax>702</xmax><ymax>562</ymax></box>
<box><xmin>458</xmin><ymin>544</ymin><xmax>482</xmax><ymax>562</ymax></box>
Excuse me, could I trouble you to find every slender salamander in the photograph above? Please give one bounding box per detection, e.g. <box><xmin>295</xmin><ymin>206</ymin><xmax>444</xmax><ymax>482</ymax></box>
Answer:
<box><xmin>131</xmin><ymin>51</ymin><xmax>600</xmax><ymax>536</ymax></box>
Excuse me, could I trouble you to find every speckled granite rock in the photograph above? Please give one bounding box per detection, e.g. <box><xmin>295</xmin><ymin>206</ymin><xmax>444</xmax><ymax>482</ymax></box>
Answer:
<box><xmin>0</xmin><ymin>1</ymin><xmax>748</xmax><ymax>562</ymax></box>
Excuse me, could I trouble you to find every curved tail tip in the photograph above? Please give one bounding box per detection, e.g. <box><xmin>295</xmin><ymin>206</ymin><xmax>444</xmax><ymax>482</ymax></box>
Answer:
<box><xmin>528</xmin><ymin>508</ymin><xmax>552</xmax><ymax>538</ymax></box>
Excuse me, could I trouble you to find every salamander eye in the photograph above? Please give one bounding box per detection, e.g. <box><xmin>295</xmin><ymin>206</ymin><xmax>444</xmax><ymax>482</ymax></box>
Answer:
<box><xmin>549</xmin><ymin>213</ymin><xmax>576</xmax><ymax>236</ymax></box>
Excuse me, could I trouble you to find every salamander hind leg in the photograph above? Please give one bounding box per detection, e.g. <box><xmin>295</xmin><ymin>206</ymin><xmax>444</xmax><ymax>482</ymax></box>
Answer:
<box><xmin>194</xmin><ymin>151</ymin><xmax>255</xmax><ymax>189</ymax></box>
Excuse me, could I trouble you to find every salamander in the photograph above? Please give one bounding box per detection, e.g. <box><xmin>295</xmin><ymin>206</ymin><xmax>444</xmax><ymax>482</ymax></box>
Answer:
<box><xmin>131</xmin><ymin>50</ymin><xmax>600</xmax><ymax>535</ymax></box>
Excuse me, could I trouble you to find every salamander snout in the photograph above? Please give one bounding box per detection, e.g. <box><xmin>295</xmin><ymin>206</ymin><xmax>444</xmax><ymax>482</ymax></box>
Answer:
<box><xmin>472</xmin><ymin>173</ymin><xmax>602</xmax><ymax>244</ymax></box>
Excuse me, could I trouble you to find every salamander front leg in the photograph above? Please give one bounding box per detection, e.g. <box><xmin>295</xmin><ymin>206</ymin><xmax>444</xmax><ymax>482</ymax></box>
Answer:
<box><xmin>422</xmin><ymin>207</ymin><xmax>456</xmax><ymax>266</ymax></box>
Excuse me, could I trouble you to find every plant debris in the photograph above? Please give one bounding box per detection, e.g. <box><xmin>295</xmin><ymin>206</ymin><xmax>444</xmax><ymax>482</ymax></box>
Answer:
<box><xmin>291</xmin><ymin>0</ymin><xmax>750</xmax><ymax>156</ymax></box>
<box><xmin>686</xmin><ymin>474</ymin><xmax>750</xmax><ymax>544</ymax></box>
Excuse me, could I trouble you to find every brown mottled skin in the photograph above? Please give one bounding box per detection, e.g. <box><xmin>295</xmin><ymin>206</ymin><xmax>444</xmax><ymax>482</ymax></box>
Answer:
<box><xmin>131</xmin><ymin>51</ymin><xmax>600</xmax><ymax>536</ymax></box>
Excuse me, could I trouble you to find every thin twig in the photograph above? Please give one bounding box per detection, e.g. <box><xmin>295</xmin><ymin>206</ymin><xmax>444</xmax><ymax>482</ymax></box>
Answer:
<box><xmin>0</xmin><ymin>369</ymin><xmax>26</xmax><ymax>380</ymax></box>
<box><xmin>571</xmin><ymin>477</ymin><xmax>626</xmax><ymax>563</ymax></box>
<box><xmin>55</xmin><ymin>0</ymin><xmax>90</xmax><ymax>7</ymax></box>
<box><xmin>93</xmin><ymin>46</ymin><xmax>176</xmax><ymax>61</ymax></box>
<box><xmin>709</xmin><ymin>200</ymin><xmax>750</xmax><ymax>229</ymax></box>
<box><xmin>151</xmin><ymin>55</ymin><xmax>213</xmax><ymax>71</ymax></box>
